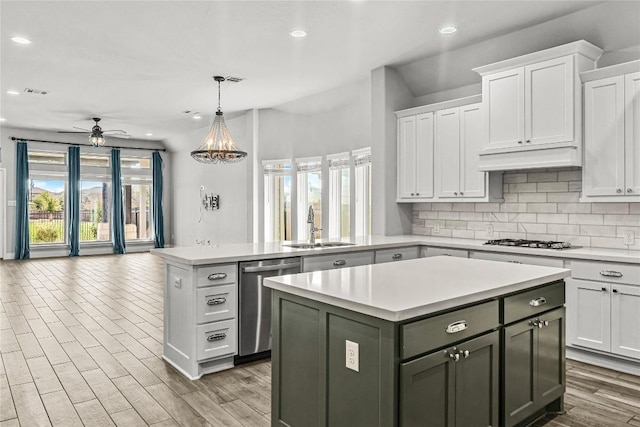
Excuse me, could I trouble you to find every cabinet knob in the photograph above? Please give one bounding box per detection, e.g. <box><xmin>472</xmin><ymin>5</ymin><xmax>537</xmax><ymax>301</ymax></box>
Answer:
<box><xmin>460</xmin><ymin>349</ymin><xmax>470</xmax><ymax>358</ymax></box>
<box><xmin>613</xmin><ymin>289</ymin><xmax>619</xmax><ymax>293</ymax></box>
<box><xmin>518</xmin><ymin>141</ymin><xmax>523</xmax><ymax>144</ymax></box>
<box><xmin>526</xmin><ymin>140</ymin><xmax>531</xmax><ymax>143</ymax></box>
<box><xmin>449</xmin><ymin>353</ymin><xmax>460</xmax><ymax>362</ymax></box>
<box><xmin>543</xmin><ymin>320</ymin><xmax>549</xmax><ymax>327</ymax></box>
<box><xmin>627</xmin><ymin>188</ymin><xmax>633</xmax><ymax>193</ymax></box>
<box><xmin>416</xmin><ymin>193</ymin><xmax>420</xmax><ymax>196</ymax></box>
<box><xmin>617</xmin><ymin>189</ymin><xmax>622</xmax><ymax>193</ymax></box>
<box><xmin>454</xmin><ymin>192</ymin><xmax>458</xmax><ymax>196</ymax></box>
<box><xmin>411</xmin><ymin>193</ymin><xmax>415</xmax><ymax>196</ymax></box>
<box><xmin>601</xmin><ymin>287</ymin><xmax>607</xmax><ymax>292</ymax></box>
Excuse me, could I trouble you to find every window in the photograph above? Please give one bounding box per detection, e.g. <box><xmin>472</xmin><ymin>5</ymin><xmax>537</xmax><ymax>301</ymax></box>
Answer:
<box><xmin>28</xmin><ymin>151</ymin><xmax>67</xmax><ymax>245</ymax></box>
<box><xmin>263</xmin><ymin>161</ymin><xmax>292</xmax><ymax>242</ymax></box>
<box><xmin>121</xmin><ymin>155</ymin><xmax>153</xmax><ymax>241</ymax></box>
<box><xmin>328</xmin><ymin>153</ymin><xmax>350</xmax><ymax>239</ymax></box>
<box><xmin>353</xmin><ymin>148</ymin><xmax>372</xmax><ymax>237</ymax></box>
<box><xmin>296</xmin><ymin>157</ymin><xmax>322</xmax><ymax>241</ymax></box>
<box><xmin>80</xmin><ymin>154</ymin><xmax>111</xmax><ymax>242</ymax></box>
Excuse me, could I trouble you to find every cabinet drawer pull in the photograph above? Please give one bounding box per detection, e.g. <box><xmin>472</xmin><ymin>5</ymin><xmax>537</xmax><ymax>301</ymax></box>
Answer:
<box><xmin>529</xmin><ymin>297</ymin><xmax>547</xmax><ymax>307</ymax></box>
<box><xmin>208</xmin><ymin>273</ymin><xmax>228</xmax><ymax>281</ymax></box>
<box><xmin>628</xmin><ymin>188</ymin><xmax>633</xmax><ymax>193</ymax></box>
<box><xmin>518</xmin><ymin>140</ymin><xmax>523</xmax><ymax>144</ymax></box>
<box><xmin>333</xmin><ymin>259</ymin><xmax>347</xmax><ymax>266</ymax></box>
<box><xmin>207</xmin><ymin>297</ymin><xmax>227</xmax><ymax>306</ymax></box>
<box><xmin>445</xmin><ymin>320</ymin><xmax>467</xmax><ymax>334</ymax></box>
<box><xmin>617</xmin><ymin>189</ymin><xmax>622</xmax><ymax>193</ymax></box>
<box><xmin>207</xmin><ymin>333</ymin><xmax>227</xmax><ymax>342</ymax></box>
<box><xmin>600</xmin><ymin>270</ymin><xmax>622</xmax><ymax>278</ymax></box>
<box><xmin>392</xmin><ymin>253</ymin><xmax>403</xmax><ymax>260</ymax></box>
<box><xmin>448</xmin><ymin>353</ymin><xmax>461</xmax><ymax>362</ymax></box>
<box><xmin>508</xmin><ymin>260</ymin><xmax>522</xmax><ymax>264</ymax></box>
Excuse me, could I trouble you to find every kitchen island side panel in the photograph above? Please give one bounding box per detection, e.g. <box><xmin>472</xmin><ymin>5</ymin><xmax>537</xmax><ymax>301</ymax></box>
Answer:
<box><xmin>271</xmin><ymin>290</ymin><xmax>397</xmax><ymax>427</ymax></box>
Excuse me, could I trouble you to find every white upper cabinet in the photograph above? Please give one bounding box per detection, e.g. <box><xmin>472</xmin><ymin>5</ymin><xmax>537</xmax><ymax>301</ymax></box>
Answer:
<box><xmin>397</xmin><ymin>96</ymin><xmax>502</xmax><ymax>203</ymax></box>
<box><xmin>581</xmin><ymin>62</ymin><xmax>640</xmax><ymax>201</ymax></box>
<box><xmin>397</xmin><ymin>112</ymin><xmax>433</xmax><ymax>200</ymax></box>
<box><xmin>434</xmin><ymin>103</ymin><xmax>487</xmax><ymax>199</ymax></box>
<box><xmin>474</xmin><ymin>40</ymin><xmax>603</xmax><ymax>171</ymax></box>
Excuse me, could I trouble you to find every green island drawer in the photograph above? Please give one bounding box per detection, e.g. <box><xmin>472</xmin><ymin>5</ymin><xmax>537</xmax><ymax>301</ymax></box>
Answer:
<box><xmin>401</xmin><ymin>300</ymin><xmax>500</xmax><ymax>360</ymax></box>
<box><xmin>503</xmin><ymin>281</ymin><xmax>565</xmax><ymax>325</ymax></box>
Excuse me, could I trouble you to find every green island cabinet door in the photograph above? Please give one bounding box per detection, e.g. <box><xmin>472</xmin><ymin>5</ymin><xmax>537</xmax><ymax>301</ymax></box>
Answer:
<box><xmin>503</xmin><ymin>307</ymin><xmax>566</xmax><ymax>427</ymax></box>
<box><xmin>400</xmin><ymin>331</ymin><xmax>500</xmax><ymax>427</ymax></box>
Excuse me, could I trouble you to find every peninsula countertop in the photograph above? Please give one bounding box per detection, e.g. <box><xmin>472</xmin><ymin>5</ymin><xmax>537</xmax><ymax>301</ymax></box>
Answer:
<box><xmin>263</xmin><ymin>256</ymin><xmax>571</xmax><ymax>321</ymax></box>
<box><xmin>150</xmin><ymin>235</ymin><xmax>640</xmax><ymax>265</ymax></box>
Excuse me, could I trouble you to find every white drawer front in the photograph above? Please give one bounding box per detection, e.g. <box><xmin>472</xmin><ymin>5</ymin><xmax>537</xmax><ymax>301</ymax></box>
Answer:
<box><xmin>469</xmin><ymin>251</ymin><xmax>563</xmax><ymax>268</ymax></box>
<box><xmin>302</xmin><ymin>251</ymin><xmax>374</xmax><ymax>272</ymax></box>
<box><xmin>196</xmin><ymin>263</ymin><xmax>237</xmax><ymax>288</ymax></box>
<box><xmin>196</xmin><ymin>319</ymin><xmax>236</xmax><ymax>361</ymax></box>
<box><xmin>197</xmin><ymin>285</ymin><xmax>236</xmax><ymax>324</ymax></box>
<box><xmin>567</xmin><ymin>260</ymin><xmax>640</xmax><ymax>285</ymax></box>
<box><xmin>421</xmin><ymin>247</ymin><xmax>469</xmax><ymax>258</ymax></box>
<box><xmin>375</xmin><ymin>247</ymin><xmax>420</xmax><ymax>264</ymax></box>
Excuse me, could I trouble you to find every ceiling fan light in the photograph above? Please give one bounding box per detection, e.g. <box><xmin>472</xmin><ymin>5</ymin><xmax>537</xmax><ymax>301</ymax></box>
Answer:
<box><xmin>191</xmin><ymin>76</ymin><xmax>247</xmax><ymax>164</ymax></box>
<box><xmin>90</xmin><ymin>134</ymin><xmax>105</xmax><ymax>147</ymax></box>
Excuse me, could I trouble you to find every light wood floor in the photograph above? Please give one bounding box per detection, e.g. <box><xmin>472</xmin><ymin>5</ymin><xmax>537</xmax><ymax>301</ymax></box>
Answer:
<box><xmin>1</xmin><ymin>253</ymin><xmax>638</xmax><ymax>427</ymax></box>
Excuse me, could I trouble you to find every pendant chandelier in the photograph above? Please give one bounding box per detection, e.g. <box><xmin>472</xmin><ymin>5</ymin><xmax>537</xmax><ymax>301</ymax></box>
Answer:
<box><xmin>191</xmin><ymin>76</ymin><xmax>247</xmax><ymax>164</ymax></box>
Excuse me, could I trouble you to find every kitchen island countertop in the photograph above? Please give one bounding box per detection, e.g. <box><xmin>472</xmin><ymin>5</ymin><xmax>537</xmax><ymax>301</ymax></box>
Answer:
<box><xmin>264</xmin><ymin>255</ymin><xmax>571</xmax><ymax>321</ymax></box>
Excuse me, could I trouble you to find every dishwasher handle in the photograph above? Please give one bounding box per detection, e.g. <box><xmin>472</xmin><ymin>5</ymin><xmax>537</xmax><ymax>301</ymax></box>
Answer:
<box><xmin>241</xmin><ymin>261</ymin><xmax>301</xmax><ymax>274</ymax></box>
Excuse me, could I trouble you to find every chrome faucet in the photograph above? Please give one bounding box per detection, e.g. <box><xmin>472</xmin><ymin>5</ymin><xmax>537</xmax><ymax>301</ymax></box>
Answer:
<box><xmin>307</xmin><ymin>206</ymin><xmax>321</xmax><ymax>244</ymax></box>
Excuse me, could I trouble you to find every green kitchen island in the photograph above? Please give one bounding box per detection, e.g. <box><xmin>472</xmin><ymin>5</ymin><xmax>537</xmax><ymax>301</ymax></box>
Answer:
<box><xmin>264</xmin><ymin>256</ymin><xmax>572</xmax><ymax>427</ymax></box>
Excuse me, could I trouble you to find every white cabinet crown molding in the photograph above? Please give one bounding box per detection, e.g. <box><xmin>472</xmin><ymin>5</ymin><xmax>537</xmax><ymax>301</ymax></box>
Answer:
<box><xmin>472</xmin><ymin>40</ymin><xmax>603</xmax><ymax>76</ymax></box>
<box><xmin>581</xmin><ymin>60</ymin><xmax>640</xmax><ymax>83</ymax></box>
<box><xmin>395</xmin><ymin>95</ymin><xmax>482</xmax><ymax>118</ymax></box>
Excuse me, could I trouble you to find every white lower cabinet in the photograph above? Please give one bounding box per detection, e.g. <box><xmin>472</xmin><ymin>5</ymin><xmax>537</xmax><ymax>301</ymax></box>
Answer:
<box><xmin>469</xmin><ymin>251</ymin><xmax>563</xmax><ymax>268</ymax></box>
<box><xmin>421</xmin><ymin>247</ymin><xmax>468</xmax><ymax>258</ymax></box>
<box><xmin>566</xmin><ymin>260</ymin><xmax>640</xmax><ymax>360</ymax></box>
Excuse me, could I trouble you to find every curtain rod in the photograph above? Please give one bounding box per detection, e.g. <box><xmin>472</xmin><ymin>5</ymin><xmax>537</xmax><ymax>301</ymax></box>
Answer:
<box><xmin>10</xmin><ymin>136</ymin><xmax>167</xmax><ymax>152</ymax></box>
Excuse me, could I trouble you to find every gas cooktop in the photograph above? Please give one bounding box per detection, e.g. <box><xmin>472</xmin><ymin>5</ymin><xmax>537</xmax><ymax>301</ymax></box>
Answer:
<box><xmin>484</xmin><ymin>239</ymin><xmax>576</xmax><ymax>250</ymax></box>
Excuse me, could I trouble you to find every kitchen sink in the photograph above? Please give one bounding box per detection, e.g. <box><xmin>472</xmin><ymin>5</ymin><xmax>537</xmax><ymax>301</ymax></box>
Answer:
<box><xmin>283</xmin><ymin>242</ymin><xmax>356</xmax><ymax>249</ymax></box>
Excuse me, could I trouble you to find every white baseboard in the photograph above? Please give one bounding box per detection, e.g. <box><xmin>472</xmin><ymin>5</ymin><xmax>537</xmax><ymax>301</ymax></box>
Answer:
<box><xmin>567</xmin><ymin>346</ymin><xmax>640</xmax><ymax>376</ymax></box>
<box><xmin>3</xmin><ymin>252</ymin><xmax>15</xmax><ymax>260</ymax></box>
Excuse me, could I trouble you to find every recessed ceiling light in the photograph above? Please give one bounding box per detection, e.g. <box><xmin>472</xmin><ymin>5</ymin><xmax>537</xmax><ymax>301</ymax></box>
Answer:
<box><xmin>192</xmin><ymin>115</ymin><xmax>202</xmax><ymax>120</ymax></box>
<box><xmin>7</xmin><ymin>90</ymin><xmax>20</xmax><ymax>95</ymax></box>
<box><xmin>11</xmin><ymin>36</ymin><xmax>31</xmax><ymax>45</ymax></box>
<box><xmin>439</xmin><ymin>25</ymin><xmax>459</xmax><ymax>35</ymax></box>
<box><xmin>145</xmin><ymin>133</ymin><xmax>153</xmax><ymax>136</ymax></box>
<box><xmin>290</xmin><ymin>29</ymin><xmax>307</xmax><ymax>38</ymax></box>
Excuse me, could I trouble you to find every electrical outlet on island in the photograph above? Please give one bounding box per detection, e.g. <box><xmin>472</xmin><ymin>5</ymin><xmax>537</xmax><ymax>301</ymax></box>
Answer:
<box><xmin>623</xmin><ymin>230</ymin><xmax>635</xmax><ymax>246</ymax></box>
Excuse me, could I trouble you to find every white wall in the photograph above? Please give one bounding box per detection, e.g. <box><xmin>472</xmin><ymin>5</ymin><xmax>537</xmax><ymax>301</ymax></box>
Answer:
<box><xmin>168</xmin><ymin>113</ymin><xmax>254</xmax><ymax>246</ymax></box>
<box><xmin>0</xmin><ymin>126</ymin><xmax>169</xmax><ymax>258</ymax></box>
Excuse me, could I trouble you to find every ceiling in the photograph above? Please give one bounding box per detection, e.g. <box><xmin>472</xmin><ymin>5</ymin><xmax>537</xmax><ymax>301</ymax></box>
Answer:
<box><xmin>0</xmin><ymin>1</ymin><xmax>611</xmax><ymax>146</ymax></box>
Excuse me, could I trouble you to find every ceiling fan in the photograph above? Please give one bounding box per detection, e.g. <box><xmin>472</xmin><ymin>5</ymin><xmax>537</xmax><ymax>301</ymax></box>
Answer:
<box><xmin>58</xmin><ymin>117</ymin><xmax>130</xmax><ymax>147</ymax></box>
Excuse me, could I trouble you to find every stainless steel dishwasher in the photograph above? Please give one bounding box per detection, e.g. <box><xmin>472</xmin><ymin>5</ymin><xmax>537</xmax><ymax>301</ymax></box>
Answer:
<box><xmin>238</xmin><ymin>257</ymin><xmax>301</xmax><ymax>359</ymax></box>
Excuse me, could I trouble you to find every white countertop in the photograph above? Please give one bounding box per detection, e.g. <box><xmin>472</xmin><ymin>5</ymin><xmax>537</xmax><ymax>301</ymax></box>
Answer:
<box><xmin>151</xmin><ymin>235</ymin><xmax>640</xmax><ymax>265</ymax></box>
<box><xmin>264</xmin><ymin>256</ymin><xmax>572</xmax><ymax>321</ymax></box>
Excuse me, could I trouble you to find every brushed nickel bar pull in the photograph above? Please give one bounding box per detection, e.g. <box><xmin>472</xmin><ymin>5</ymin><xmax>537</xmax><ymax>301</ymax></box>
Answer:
<box><xmin>529</xmin><ymin>297</ymin><xmax>547</xmax><ymax>307</ymax></box>
<box><xmin>600</xmin><ymin>270</ymin><xmax>622</xmax><ymax>278</ymax></box>
<box><xmin>392</xmin><ymin>253</ymin><xmax>403</xmax><ymax>260</ymax></box>
<box><xmin>333</xmin><ymin>259</ymin><xmax>347</xmax><ymax>266</ymax></box>
<box><xmin>207</xmin><ymin>297</ymin><xmax>227</xmax><ymax>306</ymax></box>
<box><xmin>208</xmin><ymin>273</ymin><xmax>228</xmax><ymax>281</ymax></box>
<box><xmin>207</xmin><ymin>333</ymin><xmax>227</xmax><ymax>342</ymax></box>
<box><xmin>445</xmin><ymin>320</ymin><xmax>467</xmax><ymax>334</ymax></box>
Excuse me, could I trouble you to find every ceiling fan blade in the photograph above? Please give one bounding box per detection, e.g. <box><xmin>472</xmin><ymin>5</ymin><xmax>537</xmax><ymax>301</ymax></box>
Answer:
<box><xmin>73</xmin><ymin>126</ymin><xmax>90</xmax><ymax>132</ymax></box>
<box><xmin>102</xmin><ymin>130</ymin><xmax>128</xmax><ymax>134</ymax></box>
<box><xmin>57</xmin><ymin>131</ymin><xmax>90</xmax><ymax>134</ymax></box>
<box><xmin>109</xmin><ymin>134</ymin><xmax>131</xmax><ymax>139</ymax></box>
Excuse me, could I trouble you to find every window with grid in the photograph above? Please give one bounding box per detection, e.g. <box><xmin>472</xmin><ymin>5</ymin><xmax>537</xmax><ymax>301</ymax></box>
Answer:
<box><xmin>327</xmin><ymin>153</ymin><xmax>350</xmax><ymax>239</ymax></box>
<box><xmin>79</xmin><ymin>154</ymin><xmax>111</xmax><ymax>242</ymax></box>
<box><xmin>296</xmin><ymin>157</ymin><xmax>322</xmax><ymax>241</ymax></box>
<box><xmin>263</xmin><ymin>160</ymin><xmax>292</xmax><ymax>242</ymax></box>
<box><xmin>353</xmin><ymin>148</ymin><xmax>372</xmax><ymax>237</ymax></box>
<box><xmin>121</xmin><ymin>155</ymin><xmax>153</xmax><ymax>241</ymax></box>
<box><xmin>28</xmin><ymin>151</ymin><xmax>67</xmax><ymax>245</ymax></box>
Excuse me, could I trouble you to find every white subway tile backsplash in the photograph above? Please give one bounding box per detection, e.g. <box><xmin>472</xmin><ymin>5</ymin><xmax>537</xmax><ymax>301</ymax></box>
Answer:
<box><xmin>459</xmin><ymin>212</ymin><xmax>484</xmax><ymax>221</ymax></box>
<box><xmin>438</xmin><ymin>211</ymin><xmax>460</xmax><ymax>220</ymax></box>
<box><xmin>579</xmin><ymin>225</ymin><xmax>617</xmax><ymax>237</ymax></box>
<box><xmin>528</xmin><ymin>172</ymin><xmax>558</xmax><ymax>182</ymax></box>
<box><xmin>557</xmin><ymin>170</ymin><xmax>582</xmax><ymax>181</ymax></box>
<box><xmin>518</xmin><ymin>193</ymin><xmax>547</xmax><ymax>203</ymax></box>
<box><xmin>557</xmin><ymin>203</ymin><xmax>591</xmax><ymax>214</ymax></box>
<box><xmin>537</xmin><ymin>182</ymin><xmax>568</xmax><ymax>192</ymax></box>
<box><xmin>412</xmin><ymin>170</ymin><xmax>640</xmax><ymax>250</ymax></box>
<box><xmin>509</xmin><ymin>183</ymin><xmax>537</xmax><ymax>193</ymax></box>
<box><xmin>591</xmin><ymin>203</ymin><xmax>629</xmax><ymax>214</ymax></box>
<box><xmin>569</xmin><ymin>214</ymin><xmax>603</xmax><ymax>225</ymax></box>
<box><xmin>527</xmin><ymin>203</ymin><xmax>558</xmax><ymax>213</ymax></box>
<box><xmin>518</xmin><ymin>223</ymin><xmax>547</xmax><ymax>234</ymax></box>
<box><xmin>547</xmin><ymin>224</ymin><xmax>580</xmax><ymax>235</ymax></box>
<box><xmin>547</xmin><ymin>192</ymin><xmax>580</xmax><ymax>202</ymax></box>
<box><xmin>537</xmin><ymin>213</ymin><xmax>569</xmax><ymax>224</ymax></box>
<box><xmin>508</xmin><ymin>213</ymin><xmax>537</xmax><ymax>223</ymax></box>
<box><xmin>603</xmin><ymin>215</ymin><xmax>640</xmax><ymax>226</ymax></box>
